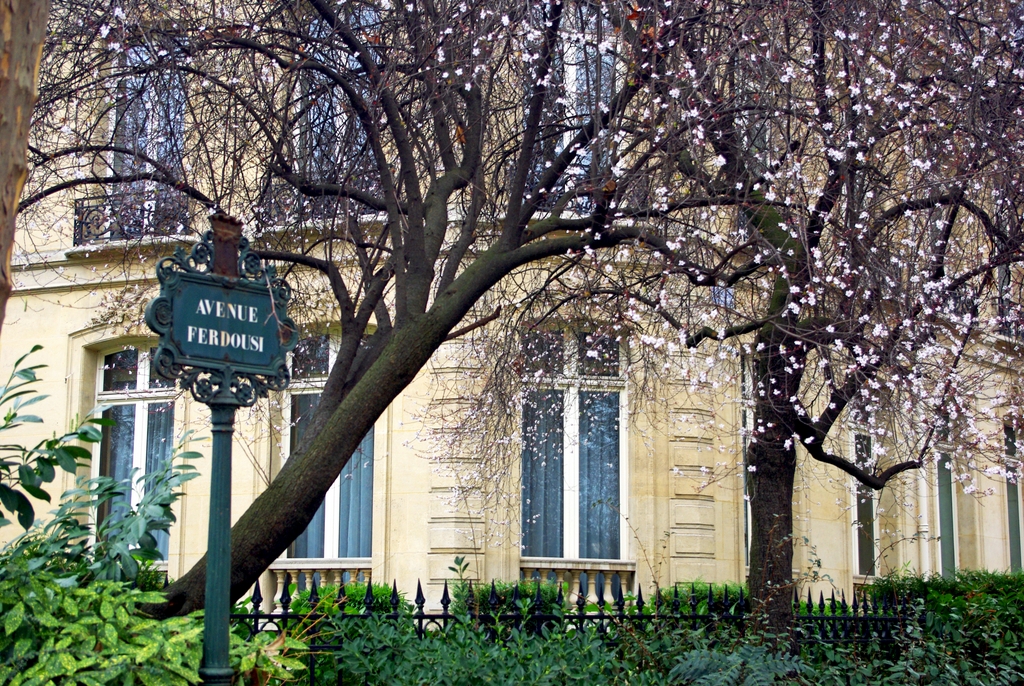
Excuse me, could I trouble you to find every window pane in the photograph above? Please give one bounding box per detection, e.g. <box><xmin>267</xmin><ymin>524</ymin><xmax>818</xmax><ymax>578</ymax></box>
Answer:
<box><xmin>579</xmin><ymin>391</ymin><xmax>619</xmax><ymax>559</ymax></box>
<box><xmin>522</xmin><ymin>331</ymin><xmax>564</xmax><ymax>376</ymax></box>
<box><xmin>103</xmin><ymin>350</ymin><xmax>138</xmax><ymax>391</ymax></box>
<box><xmin>292</xmin><ymin>336</ymin><xmax>330</xmax><ymax>379</ymax></box>
<box><xmin>99</xmin><ymin>404</ymin><xmax>136</xmax><ymax>524</ymax></box>
<box><xmin>578</xmin><ymin>333</ymin><xmax>619</xmax><ymax>377</ymax></box>
<box><xmin>146</xmin><ymin>401</ymin><xmax>175</xmax><ymax>558</ymax></box>
<box><xmin>521</xmin><ymin>389</ymin><xmax>564</xmax><ymax>558</ymax></box>
<box><xmin>148</xmin><ymin>348</ymin><xmax>174</xmax><ymax>389</ymax></box>
<box><xmin>855</xmin><ymin>485</ymin><xmax>875</xmax><ymax>576</ymax></box>
<box><xmin>338</xmin><ymin>429</ymin><xmax>374</xmax><ymax>558</ymax></box>
<box><xmin>937</xmin><ymin>453</ymin><xmax>956</xmax><ymax>578</ymax></box>
<box><xmin>855</xmin><ymin>433</ymin><xmax>874</xmax><ymax>574</ymax></box>
<box><xmin>289</xmin><ymin>394</ymin><xmax>326</xmax><ymax>558</ymax></box>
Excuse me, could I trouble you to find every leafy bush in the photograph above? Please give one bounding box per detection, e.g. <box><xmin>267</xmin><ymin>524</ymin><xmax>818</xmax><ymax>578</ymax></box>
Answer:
<box><xmin>670</xmin><ymin>644</ymin><xmax>805</xmax><ymax>685</ymax></box>
<box><xmin>287</xmin><ymin>581</ymin><xmax>412</xmax><ymax>616</ymax></box>
<box><xmin>450</xmin><ymin>579</ymin><xmax>566</xmax><ymax>616</ymax></box>
<box><xmin>659</xmin><ymin>581</ymin><xmax>748</xmax><ymax>614</ymax></box>
<box><xmin>324</xmin><ymin>615</ymin><xmax>644</xmax><ymax>685</ymax></box>
<box><xmin>0</xmin><ymin>562</ymin><xmax>203</xmax><ymax>686</ymax></box>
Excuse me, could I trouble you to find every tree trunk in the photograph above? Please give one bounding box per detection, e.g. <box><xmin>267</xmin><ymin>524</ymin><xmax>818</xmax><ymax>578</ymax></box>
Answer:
<box><xmin>746</xmin><ymin>433</ymin><xmax>797</xmax><ymax>635</ymax></box>
<box><xmin>0</xmin><ymin>0</ymin><xmax>49</xmax><ymax>342</ymax></box>
<box><xmin>745</xmin><ymin>330</ymin><xmax>805</xmax><ymax>635</ymax></box>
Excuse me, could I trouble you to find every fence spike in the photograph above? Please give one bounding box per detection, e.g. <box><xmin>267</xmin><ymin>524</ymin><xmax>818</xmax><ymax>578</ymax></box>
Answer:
<box><xmin>576</xmin><ymin>576</ymin><xmax>587</xmax><ymax>616</ymax></box>
<box><xmin>851</xmin><ymin>592</ymin><xmax>859</xmax><ymax>615</ymax></box>
<box><xmin>533</xmin><ymin>579</ymin><xmax>543</xmax><ymax>615</ymax></box>
<box><xmin>363</xmin><ymin>578</ymin><xmax>375</xmax><ymax>616</ymax></box>
<box><xmin>723</xmin><ymin>586</ymin><xmax>730</xmax><ymax>616</ymax></box>
<box><xmin>488</xmin><ymin>580</ymin><xmax>499</xmax><ymax>613</ymax></box>
<box><xmin>251</xmin><ymin>579</ymin><xmax>263</xmax><ymax>616</ymax></box>
<box><xmin>806</xmin><ymin>588</ymin><xmax>813</xmax><ymax>616</ymax></box>
<box><xmin>830</xmin><ymin>591</ymin><xmax>836</xmax><ymax>616</ymax></box>
<box><xmin>818</xmin><ymin>591</ymin><xmax>825</xmax><ymax>616</ymax></box>
<box><xmin>556</xmin><ymin>581</ymin><xmax>564</xmax><ymax>608</ymax></box>
<box><xmin>794</xmin><ymin>587</ymin><xmax>801</xmax><ymax>616</ymax></box>
<box><xmin>616</xmin><ymin>580</ymin><xmax>626</xmax><ymax>618</ymax></box>
<box><xmin>441</xmin><ymin>580</ymin><xmax>451</xmax><ymax>617</ymax></box>
<box><xmin>390</xmin><ymin>580</ymin><xmax>400</xmax><ymax>614</ymax></box>
<box><xmin>596</xmin><ymin>575</ymin><xmax>605</xmax><ymax>612</ymax></box>
<box><xmin>840</xmin><ymin>589</ymin><xmax>848</xmax><ymax>615</ymax></box>
<box><xmin>872</xmin><ymin>592</ymin><xmax>879</xmax><ymax>615</ymax></box>
<box><xmin>309</xmin><ymin>577</ymin><xmax>320</xmax><ymax>609</ymax></box>
<box><xmin>163</xmin><ymin>573</ymin><xmax>170</xmax><ymax>589</ymax></box>
<box><xmin>688</xmin><ymin>584</ymin><xmax>697</xmax><ymax>615</ymax></box>
<box><xmin>415</xmin><ymin>580</ymin><xmax>425</xmax><ymax>616</ymax></box>
<box><xmin>280</xmin><ymin>573</ymin><xmax>292</xmax><ymax>614</ymax></box>
<box><xmin>636</xmin><ymin>585</ymin><xmax>645</xmax><ymax>614</ymax></box>
<box><xmin>707</xmin><ymin>585</ymin><xmax>715</xmax><ymax>614</ymax></box>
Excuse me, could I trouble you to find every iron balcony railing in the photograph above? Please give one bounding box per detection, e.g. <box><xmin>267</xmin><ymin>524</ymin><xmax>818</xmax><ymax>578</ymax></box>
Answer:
<box><xmin>73</xmin><ymin>192</ymin><xmax>190</xmax><ymax>246</ymax></box>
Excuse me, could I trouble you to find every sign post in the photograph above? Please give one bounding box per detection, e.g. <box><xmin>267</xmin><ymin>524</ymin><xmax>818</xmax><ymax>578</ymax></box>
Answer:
<box><xmin>146</xmin><ymin>214</ymin><xmax>297</xmax><ymax>686</ymax></box>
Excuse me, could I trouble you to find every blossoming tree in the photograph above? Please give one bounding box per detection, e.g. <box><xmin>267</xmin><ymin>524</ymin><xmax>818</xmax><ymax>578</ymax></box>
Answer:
<box><xmin>23</xmin><ymin>0</ymin><xmax>1024</xmax><ymax>627</ymax></box>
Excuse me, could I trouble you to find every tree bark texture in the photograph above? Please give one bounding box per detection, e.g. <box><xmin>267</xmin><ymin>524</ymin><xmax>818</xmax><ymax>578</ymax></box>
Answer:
<box><xmin>746</xmin><ymin>328</ymin><xmax>806</xmax><ymax>635</ymax></box>
<box><xmin>0</xmin><ymin>0</ymin><xmax>48</xmax><ymax>343</ymax></box>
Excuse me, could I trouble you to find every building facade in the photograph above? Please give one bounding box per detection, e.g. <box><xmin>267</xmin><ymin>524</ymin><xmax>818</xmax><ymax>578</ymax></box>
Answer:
<box><xmin>3</xmin><ymin>224</ymin><xmax>1022</xmax><ymax>608</ymax></box>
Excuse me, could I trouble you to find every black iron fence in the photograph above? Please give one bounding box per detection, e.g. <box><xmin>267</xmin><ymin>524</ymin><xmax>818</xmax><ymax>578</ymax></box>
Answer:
<box><xmin>230</xmin><ymin>575</ymin><xmax>918</xmax><ymax>679</ymax></box>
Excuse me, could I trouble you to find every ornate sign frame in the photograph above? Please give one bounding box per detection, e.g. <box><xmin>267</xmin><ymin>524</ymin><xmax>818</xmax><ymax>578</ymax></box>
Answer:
<box><xmin>145</xmin><ymin>227</ymin><xmax>298</xmax><ymax>406</ymax></box>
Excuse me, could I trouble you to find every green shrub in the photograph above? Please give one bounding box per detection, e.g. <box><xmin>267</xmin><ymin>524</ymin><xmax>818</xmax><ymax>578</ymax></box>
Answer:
<box><xmin>287</xmin><ymin>581</ymin><xmax>412</xmax><ymax>616</ymax></box>
<box><xmin>450</xmin><ymin>579</ymin><xmax>566</xmax><ymax>616</ymax></box>
<box><xmin>323</xmin><ymin>615</ymin><xmax>646</xmax><ymax>685</ymax></box>
<box><xmin>659</xmin><ymin>581</ymin><xmax>748</xmax><ymax>614</ymax></box>
<box><xmin>0</xmin><ymin>562</ymin><xmax>203</xmax><ymax>686</ymax></box>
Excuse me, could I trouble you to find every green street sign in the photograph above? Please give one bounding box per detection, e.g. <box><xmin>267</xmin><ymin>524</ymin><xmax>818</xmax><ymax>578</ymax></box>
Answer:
<box><xmin>171</xmin><ymin>275</ymin><xmax>281</xmax><ymax>367</ymax></box>
<box><xmin>145</xmin><ymin>216</ymin><xmax>297</xmax><ymax>406</ymax></box>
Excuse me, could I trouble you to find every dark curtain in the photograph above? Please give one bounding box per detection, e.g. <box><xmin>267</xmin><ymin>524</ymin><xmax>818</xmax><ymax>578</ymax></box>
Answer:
<box><xmin>145</xmin><ymin>401</ymin><xmax>175</xmax><ymax>558</ymax></box>
<box><xmin>289</xmin><ymin>394</ymin><xmax>326</xmax><ymax>558</ymax></box>
<box><xmin>98</xmin><ymin>404</ymin><xmax>136</xmax><ymax>526</ymax></box>
<box><xmin>338</xmin><ymin>429</ymin><xmax>374</xmax><ymax>558</ymax></box>
<box><xmin>579</xmin><ymin>391</ymin><xmax>619</xmax><ymax>559</ymax></box>
<box><xmin>522</xmin><ymin>389</ymin><xmax>564</xmax><ymax>557</ymax></box>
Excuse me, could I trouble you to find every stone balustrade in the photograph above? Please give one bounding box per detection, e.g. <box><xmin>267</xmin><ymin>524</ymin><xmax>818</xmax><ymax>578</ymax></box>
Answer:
<box><xmin>264</xmin><ymin>558</ymin><xmax>372</xmax><ymax>613</ymax></box>
<box><xmin>519</xmin><ymin>557</ymin><xmax>636</xmax><ymax>605</ymax></box>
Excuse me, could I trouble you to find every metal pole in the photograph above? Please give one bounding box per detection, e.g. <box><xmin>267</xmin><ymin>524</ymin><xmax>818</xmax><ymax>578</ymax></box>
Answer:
<box><xmin>200</xmin><ymin>403</ymin><xmax>236</xmax><ymax>686</ymax></box>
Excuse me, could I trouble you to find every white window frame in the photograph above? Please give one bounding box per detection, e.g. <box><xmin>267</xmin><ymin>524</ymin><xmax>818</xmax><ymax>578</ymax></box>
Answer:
<box><xmin>282</xmin><ymin>333</ymin><xmax>374</xmax><ymax>560</ymax></box>
<box><xmin>93</xmin><ymin>345</ymin><xmax>178</xmax><ymax>508</ymax></box>
<box><xmin>523</xmin><ymin>331</ymin><xmax>630</xmax><ymax>561</ymax></box>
